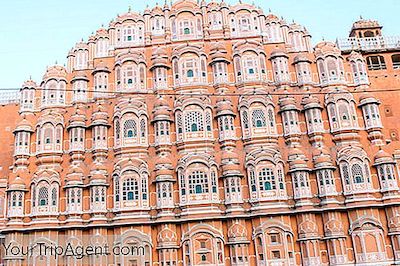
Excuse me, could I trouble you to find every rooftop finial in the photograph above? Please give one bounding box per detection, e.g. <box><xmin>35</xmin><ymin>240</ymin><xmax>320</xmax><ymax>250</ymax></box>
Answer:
<box><xmin>269</xmin><ymin>8</ymin><xmax>272</xmax><ymax>13</ymax></box>
<box><xmin>128</xmin><ymin>6</ymin><xmax>131</xmax><ymax>12</ymax></box>
<box><xmin>360</xmin><ymin>15</ymin><xmax>363</xmax><ymax>20</ymax></box>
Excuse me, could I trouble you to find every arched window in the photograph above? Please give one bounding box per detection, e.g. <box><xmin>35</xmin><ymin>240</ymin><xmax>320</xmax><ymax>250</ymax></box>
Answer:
<box><xmin>188</xmin><ymin>171</ymin><xmax>208</xmax><ymax>194</ymax></box>
<box><xmin>51</xmin><ymin>187</ymin><xmax>57</xmax><ymax>206</ymax></box>
<box><xmin>38</xmin><ymin>187</ymin><xmax>48</xmax><ymax>206</ymax></box>
<box><xmin>258</xmin><ymin>168</ymin><xmax>276</xmax><ymax>191</ymax></box>
<box><xmin>252</xmin><ymin>109</ymin><xmax>267</xmax><ymax>128</ymax></box>
<box><xmin>187</xmin><ymin>69</ymin><xmax>194</xmax><ymax>77</ymax></box>
<box><xmin>185</xmin><ymin>111</ymin><xmax>203</xmax><ymax>132</ymax></box>
<box><xmin>242</xmin><ymin>110</ymin><xmax>249</xmax><ymax>129</ymax></box>
<box><xmin>351</xmin><ymin>164</ymin><xmax>364</xmax><ymax>184</ymax></box>
<box><xmin>124</xmin><ymin>120</ymin><xmax>137</xmax><ymax>138</ymax></box>
<box><xmin>122</xmin><ymin>178</ymin><xmax>139</xmax><ymax>201</ymax></box>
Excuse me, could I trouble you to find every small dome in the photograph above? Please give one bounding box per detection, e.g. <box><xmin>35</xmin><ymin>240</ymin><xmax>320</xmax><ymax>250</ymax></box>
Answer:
<box><xmin>312</xmin><ymin>147</ymin><xmax>334</xmax><ymax>169</ymax></box>
<box><xmin>266</xmin><ymin>13</ymin><xmax>280</xmax><ymax>22</ymax></box>
<box><xmin>151</xmin><ymin>48</ymin><xmax>169</xmax><ymax>69</ymax></box>
<box><xmin>288</xmin><ymin>147</ymin><xmax>309</xmax><ymax>171</ymax></box>
<box><xmin>352</xmin><ymin>18</ymin><xmax>381</xmax><ymax>30</ymax></box>
<box><xmin>43</xmin><ymin>65</ymin><xmax>67</xmax><ymax>81</ymax></box>
<box><xmin>293</xmin><ymin>53</ymin><xmax>312</xmax><ymax>64</ymax></box>
<box><xmin>348</xmin><ymin>51</ymin><xmax>364</xmax><ymax>61</ymax></box>
<box><xmin>270</xmin><ymin>48</ymin><xmax>288</xmax><ymax>59</ymax></box>
<box><xmin>221</xmin><ymin>149</ymin><xmax>239</xmax><ymax>161</ymax></box>
<box><xmin>374</xmin><ymin>149</ymin><xmax>394</xmax><ymax>165</ymax></box>
<box><xmin>8</xmin><ymin>175</ymin><xmax>26</xmax><ymax>191</ymax></box>
<box><xmin>143</xmin><ymin>5</ymin><xmax>151</xmax><ymax>15</ymax></box>
<box><xmin>358</xmin><ymin>92</ymin><xmax>379</xmax><ymax>107</ymax></box>
<box><xmin>301</xmin><ymin>94</ymin><xmax>321</xmax><ymax>110</ymax></box>
<box><xmin>222</xmin><ymin>163</ymin><xmax>241</xmax><ymax>173</ymax></box>
<box><xmin>216</xmin><ymin>98</ymin><xmax>234</xmax><ymax>117</ymax></box>
<box><xmin>314</xmin><ymin>42</ymin><xmax>341</xmax><ymax>58</ymax></box>
<box><xmin>155</xmin><ymin>155</ymin><xmax>173</xmax><ymax>166</ymax></box>
<box><xmin>22</xmin><ymin>79</ymin><xmax>37</xmax><ymax>89</ymax></box>
<box><xmin>152</xmin><ymin>97</ymin><xmax>172</xmax><ymax>122</ymax></box>
<box><xmin>91</xmin><ymin>102</ymin><xmax>109</xmax><ymax>126</ymax></box>
<box><xmin>278</xmin><ymin>95</ymin><xmax>298</xmax><ymax>111</ymax></box>
<box><xmin>154</xmin><ymin>96</ymin><xmax>169</xmax><ymax>109</ymax></box>
<box><xmin>14</xmin><ymin>117</ymin><xmax>34</xmax><ymax>133</ymax></box>
<box><xmin>151</xmin><ymin>4</ymin><xmax>163</xmax><ymax>15</ymax></box>
<box><xmin>115</xmin><ymin>8</ymin><xmax>144</xmax><ymax>24</ymax></box>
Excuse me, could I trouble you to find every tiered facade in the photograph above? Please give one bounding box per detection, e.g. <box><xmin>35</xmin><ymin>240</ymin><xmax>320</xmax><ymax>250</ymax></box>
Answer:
<box><xmin>1</xmin><ymin>1</ymin><xmax>400</xmax><ymax>265</ymax></box>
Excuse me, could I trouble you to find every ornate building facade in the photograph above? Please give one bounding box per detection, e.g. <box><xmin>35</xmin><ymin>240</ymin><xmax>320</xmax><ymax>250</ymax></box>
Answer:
<box><xmin>1</xmin><ymin>0</ymin><xmax>400</xmax><ymax>265</ymax></box>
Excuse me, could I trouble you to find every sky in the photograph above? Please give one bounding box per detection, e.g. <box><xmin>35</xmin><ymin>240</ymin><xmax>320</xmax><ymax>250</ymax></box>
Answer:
<box><xmin>0</xmin><ymin>0</ymin><xmax>398</xmax><ymax>88</ymax></box>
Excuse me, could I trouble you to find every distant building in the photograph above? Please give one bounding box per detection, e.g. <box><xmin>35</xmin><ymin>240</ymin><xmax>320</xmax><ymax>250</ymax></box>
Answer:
<box><xmin>1</xmin><ymin>1</ymin><xmax>400</xmax><ymax>265</ymax></box>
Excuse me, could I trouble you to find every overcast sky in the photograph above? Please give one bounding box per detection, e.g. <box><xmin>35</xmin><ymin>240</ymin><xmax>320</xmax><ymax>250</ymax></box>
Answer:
<box><xmin>0</xmin><ymin>0</ymin><xmax>398</xmax><ymax>88</ymax></box>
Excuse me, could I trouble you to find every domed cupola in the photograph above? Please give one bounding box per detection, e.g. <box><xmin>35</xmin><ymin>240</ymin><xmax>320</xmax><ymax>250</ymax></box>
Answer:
<box><xmin>215</xmin><ymin>98</ymin><xmax>236</xmax><ymax>142</ymax></box>
<box><xmin>221</xmin><ymin>148</ymin><xmax>242</xmax><ymax>177</ymax></box>
<box><xmin>6</xmin><ymin>174</ymin><xmax>27</xmax><ymax>218</ymax></box>
<box><xmin>152</xmin><ymin>96</ymin><xmax>172</xmax><ymax>148</ymax></box>
<box><xmin>221</xmin><ymin>147</ymin><xmax>244</xmax><ymax>207</ymax></box>
<box><xmin>348</xmin><ymin>51</ymin><xmax>369</xmax><ymax>86</ymax></box>
<box><xmin>152</xmin><ymin>96</ymin><xmax>172</xmax><ymax>122</ymax></box>
<box><xmin>65</xmin><ymin>165</ymin><xmax>84</xmax><ymax>187</ymax></box>
<box><xmin>91</xmin><ymin>102</ymin><xmax>109</xmax><ymax>126</ymax></box>
<box><xmin>13</xmin><ymin>116</ymin><xmax>34</xmax><ymax>161</ymax></box>
<box><xmin>89</xmin><ymin>161</ymin><xmax>108</xmax><ymax>184</ymax></box>
<box><xmin>8</xmin><ymin>175</ymin><xmax>27</xmax><ymax>192</ymax></box>
<box><xmin>373</xmin><ymin>149</ymin><xmax>399</xmax><ymax>194</ymax></box>
<box><xmin>67</xmin><ymin>105</ymin><xmax>87</xmax><ymax>154</ymax></box>
<box><xmin>288</xmin><ymin>147</ymin><xmax>309</xmax><ymax>172</ymax></box>
<box><xmin>20</xmin><ymin>79</ymin><xmax>37</xmax><ymax>112</ymax></box>
<box><xmin>301</xmin><ymin>93</ymin><xmax>324</xmax><ymax>138</ymax></box>
<box><xmin>43</xmin><ymin>65</ymin><xmax>68</xmax><ymax>82</ymax></box>
<box><xmin>154</xmin><ymin>153</ymin><xmax>175</xmax><ymax>210</ymax></box>
<box><xmin>68</xmin><ymin>105</ymin><xmax>86</xmax><ymax>129</ymax></box>
<box><xmin>143</xmin><ymin>5</ymin><xmax>151</xmax><ymax>16</ymax></box>
<box><xmin>209</xmin><ymin>43</ymin><xmax>229</xmax><ymax>85</ymax></box>
<box><xmin>150</xmin><ymin>47</ymin><xmax>170</xmax><ymax>91</ymax></box>
<box><xmin>88</xmin><ymin>161</ymin><xmax>108</xmax><ymax>214</ymax></box>
<box><xmin>358</xmin><ymin>92</ymin><xmax>382</xmax><ymax>142</ymax></box>
<box><xmin>155</xmin><ymin>154</ymin><xmax>174</xmax><ymax>181</ymax></box>
<box><xmin>14</xmin><ymin>116</ymin><xmax>34</xmax><ymax>134</ymax></box>
<box><xmin>278</xmin><ymin>94</ymin><xmax>301</xmax><ymax>142</ymax></box>
<box><xmin>293</xmin><ymin>54</ymin><xmax>313</xmax><ymax>86</ymax></box>
<box><xmin>90</xmin><ymin>102</ymin><xmax>110</xmax><ymax>155</ymax></box>
<box><xmin>64</xmin><ymin>164</ymin><xmax>85</xmax><ymax>216</ymax></box>
<box><xmin>314</xmin><ymin>42</ymin><xmax>346</xmax><ymax>86</ymax></box>
<box><xmin>312</xmin><ymin>147</ymin><xmax>335</xmax><ymax>170</ymax></box>
<box><xmin>312</xmin><ymin>147</ymin><xmax>338</xmax><ymax>199</ymax></box>
<box><xmin>41</xmin><ymin>65</ymin><xmax>67</xmax><ymax>108</ymax></box>
<box><xmin>270</xmin><ymin>48</ymin><xmax>290</xmax><ymax>85</ymax></box>
<box><xmin>288</xmin><ymin>147</ymin><xmax>312</xmax><ymax>204</ymax></box>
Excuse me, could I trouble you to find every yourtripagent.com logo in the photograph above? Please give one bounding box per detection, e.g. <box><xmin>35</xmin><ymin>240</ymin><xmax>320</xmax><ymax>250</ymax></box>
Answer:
<box><xmin>2</xmin><ymin>242</ymin><xmax>146</xmax><ymax>259</ymax></box>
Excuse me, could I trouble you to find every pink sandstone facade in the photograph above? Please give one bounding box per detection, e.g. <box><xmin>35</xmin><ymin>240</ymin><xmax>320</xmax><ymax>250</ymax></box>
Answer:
<box><xmin>1</xmin><ymin>1</ymin><xmax>400</xmax><ymax>265</ymax></box>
